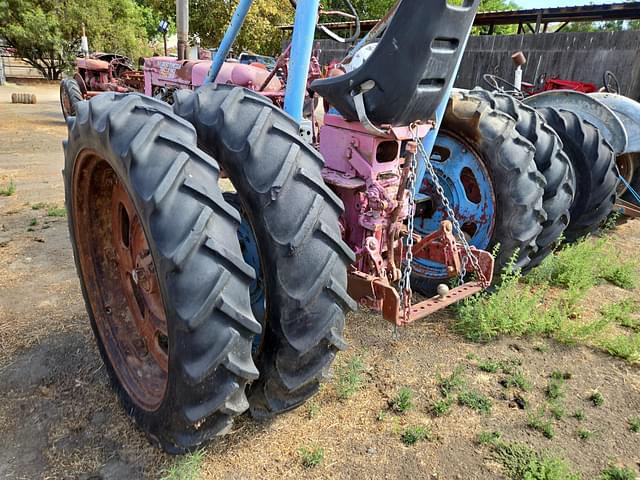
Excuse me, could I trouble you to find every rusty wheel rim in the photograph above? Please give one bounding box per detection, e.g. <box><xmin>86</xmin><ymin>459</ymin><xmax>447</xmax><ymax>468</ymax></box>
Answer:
<box><xmin>72</xmin><ymin>150</ymin><xmax>168</xmax><ymax>410</ymax></box>
<box><xmin>61</xmin><ymin>86</ymin><xmax>72</xmax><ymax>118</ymax></box>
<box><xmin>616</xmin><ymin>154</ymin><xmax>635</xmax><ymax>196</ymax></box>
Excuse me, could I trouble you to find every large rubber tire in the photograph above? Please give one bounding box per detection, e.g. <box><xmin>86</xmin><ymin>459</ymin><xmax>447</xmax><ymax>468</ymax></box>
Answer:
<box><xmin>63</xmin><ymin>93</ymin><xmax>260</xmax><ymax>453</ymax></box>
<box><xmin>536</xmin><ymin>108</ymin><xmax>618</xmax><ymax>242</ymax></box>
<box><xmin>173</xmin><ymin>84</ymin><xmax>356</xmax><ymax>419</ymax></box>
<box><xmin>412</xmin><ymin>90</ymin><xmax>546</xmax><ymax>296</ymax></box>
<box><xmin>468</xmin><ymin>88</ymin><xmax>575</xmax><ymax>269</ymax></box>
<box><xmin>60</xmin><ymin>78</ymin><xmax>83</xmax><ymax>119</ymax></box>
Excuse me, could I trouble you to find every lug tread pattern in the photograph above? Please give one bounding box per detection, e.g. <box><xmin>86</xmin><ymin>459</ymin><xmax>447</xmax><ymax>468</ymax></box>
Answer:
<box><xmin>173</xmin><ymin>84</ymin><xmax>353</xmax><ymax>419</ymax></box>
<box><xmin>468</xmin><ymin>88</ymin><xmax>576</xmax><ymax>269</ymax></box>
<box><xmin>63</xmin><ymin>92</ymin><xmax>260</xmax><ymax>453</ymax></box>
<box><xmin>537</xmin><ymin>107</ymin><xmax>618</xmax><ymax>242</ymax></box>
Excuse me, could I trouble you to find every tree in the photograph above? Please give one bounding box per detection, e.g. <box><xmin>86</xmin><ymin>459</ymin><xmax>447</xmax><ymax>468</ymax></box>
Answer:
<box><xmin>0</xmin><ymin>0</ymin><xmax>153</xmax><ymax>79</ymax></box>
<box><xmin>188</xmin><ymin>0</ymin><xmax>294</xmax><ymax>56</ymax></box>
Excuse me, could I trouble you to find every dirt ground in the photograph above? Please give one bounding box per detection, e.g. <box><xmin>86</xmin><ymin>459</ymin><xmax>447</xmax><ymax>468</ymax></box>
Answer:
<box><xmin>1</xmin><ymin>82</ymin><xmax>639</xmax><ymax>480</ymax></box>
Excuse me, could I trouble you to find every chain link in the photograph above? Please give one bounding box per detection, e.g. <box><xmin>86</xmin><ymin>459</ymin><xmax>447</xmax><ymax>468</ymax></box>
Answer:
<box><xmin>399</xmin><ymin>133</ymin><xmax>418</xmax><ymax>324</ymax></box>
<box><xmin>411</xmin><ymin>128</ymin><xmax>488</xmax><ymax>287</ymax></box>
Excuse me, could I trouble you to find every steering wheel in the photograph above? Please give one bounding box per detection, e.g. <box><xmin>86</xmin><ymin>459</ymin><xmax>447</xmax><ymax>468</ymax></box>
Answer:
<box><xmin>289</xmin><ymin>0</ymin><xmax>361</xmax><ymax>44</ymax></box>
<box><xmin>482</xmin><ymin>73</ymin><xmax>524</xmax><ymax>98</ymax></box>
<box><xmin>603</xmin><ymin>71</ymin><xmax>620</xmax><ymax>94</ymax></box>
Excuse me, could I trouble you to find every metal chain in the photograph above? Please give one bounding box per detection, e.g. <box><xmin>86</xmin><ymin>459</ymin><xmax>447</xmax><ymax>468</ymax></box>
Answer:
<box><xmin>412</xmin><ymin>129</ymin><xmax>488</xmax><ymax>286</ymax></box>
<box><xmin>399</xmin><ymin>135</ymin><xmax>418</xmax><ymax>325</ymax></box>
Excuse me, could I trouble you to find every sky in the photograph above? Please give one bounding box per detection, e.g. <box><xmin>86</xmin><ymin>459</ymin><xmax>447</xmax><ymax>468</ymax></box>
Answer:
<box><xmin>516</xmin><ymin>0</ymin><xmax>622</xmax><ymax>7</ymax></box>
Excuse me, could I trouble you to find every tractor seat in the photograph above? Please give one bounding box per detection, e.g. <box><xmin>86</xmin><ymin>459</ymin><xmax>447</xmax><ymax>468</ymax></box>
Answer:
<box><xmin>310</xmin><ymin>0</ymin><xmax>479</xmax><ymax>127</ymax></box>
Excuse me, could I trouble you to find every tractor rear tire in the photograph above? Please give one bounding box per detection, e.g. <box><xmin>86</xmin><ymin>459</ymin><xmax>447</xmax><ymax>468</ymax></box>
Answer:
<box><xmin>173</xmin><ymin>84</ymin><xmax>356</xmax><ymax>419</ymax></box>
<box><xmin>60</xmin><ymin>78</ymin><xmax>83</xmax><ymax>119</ymax></box>
<box><xmin>411</xmin><ymin>90</ymin><xmax>546</xmax><ymax>296</ymax></box>
<box><xmin>63</xmin><ymin>93</ymin><xmax>260</xmax><ymax>453</ymax></box>
<box><xmin>468</xmin><ymin>88</ymin><xmax>575</xmax><ymax>269</ymax></box>
<box><xmin>536</xmin><ymin>108</ymin><xmax>618</xmax><ymax>242</ymax></box>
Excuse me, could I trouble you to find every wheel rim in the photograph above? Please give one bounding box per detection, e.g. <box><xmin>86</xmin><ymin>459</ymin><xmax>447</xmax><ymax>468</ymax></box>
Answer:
<box><xmin>616</xmin><ymin>154</ymin><xmax>635</xmax><ymax>196</ymax></box>
<box><xmin>236</xmin><ymin>211</ymin><xmax>266</xmax><ymax>353</ymax></box>
<box><xmin>61</xmin><ymin>85</ymin><xmax>72</xmax><ymax>118</ymax></box>
<box><xmin>72</xmin><ymin>151</ymin><xmax>168</xmax><ymax>411</ymax></box>
<box><xmin>412</xmin><ymin>132</ymin><xmax>496</xmax><ymax>279</ymax></box>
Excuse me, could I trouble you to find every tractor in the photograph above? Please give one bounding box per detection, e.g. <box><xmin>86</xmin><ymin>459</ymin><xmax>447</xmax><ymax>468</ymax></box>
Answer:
<box><xmin>61</xmin><ymin>0</ymin><xmax>640</xmax><ymax>453</ymax></box>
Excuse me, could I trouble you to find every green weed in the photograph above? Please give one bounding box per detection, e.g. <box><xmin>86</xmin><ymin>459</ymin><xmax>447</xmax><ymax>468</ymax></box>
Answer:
<box><xmin>477</xmin><ymin>430</ymin><xmax>502</xmax><ymax>445</ymax></box>
<box><xmin>335</xmin><ymin>355</ymin><xmax>365</xmax><ymax>400</ymax></box>
<box><xmin>390</xmin><ymin>387</ymin><xmax>414</xmax><ymax>414</ymax></box>
<box><xmin>0</xmin><ymin>179</ymin><xmax>16</xmax><ymax>196</ymax></box>
<box><xmin>549</xmin><ymin>403</ymin><xmax>565</xmax><ymax>420</ymax></box>
<box><xmin>601</xmin><ymin>300</ymin><xmax>639</xmax><ymax>329</ymax></box>
<box><xmin>599</xmin><ymin>465</ymin><xmax>637</xmax><ymax>480</ymax></box>
<box><xmin>401</xmin><ymin>425</ymin><xmax>431</xmax><ymax>445</ymax></box>
<box><xmin>528</xmin><ymin>409</ymin><xmax>555</xmax><ymax>439</ymax></box>
<box><xmin>577</xmin><ymin>428</ymin><xmax>593</xmax><ymax>440</ymax></box>
<box><xmin>430</xmin><ymin>398</ymin><xmax>453</xmax><ymax>417</ymax></box>
<box><xmin>589</xmin><ymin>391</ymin><xmax>604</xmax><ymax>407</ymax></box>
<box><xmin>458</xmin><ymin>390</ymin><xmax>492</xmax><ymax>414</ymax></box>
<box><xmin>31</xmin><ymin>202</ymin><xmax>46</xmax><ymax>210</ymax></box>
<box><xmin>599</xmin><ymin>334</ymin><xmax>640</xmax><ymax>363</ymax></box>
<box><xmin>501</xmin><ymin>371</ymin><xmax>531</xmax><ymax>392</ymax></box>
<box><xmin>550</xmin><ymin>370</ymin><xmax>572</xmax><ymax>380</ymax></box>
<box><xmin>573</xmin><ymin>409</ymin><xmax>585</xmax><ymax>421</ymax></box>
<box><xmin>478</xmin><ymin>359</ymin><xmax>501</xmax><ymax>373</ymax></box>
<box><xmin>299</xmin><ymin>446</ymin><xmax>324</xmax><ymax>468</ymax></box>
<box><xmin>376</xmin><ymin>410</ymin><xmax>387</xmax><ymax>422</ymax></box>
<box><xmin>29</xmin><ymin>218</ymin><xmax>37</xmax><ymax>227</ymax></box>
<box><xmin>161</xmin><ymin>449</ymin><xmax>205</xmax><ymax>480</ymax></box>
<box><xmin>437</xmin><ymin>366</ymin><xmax>465</xmax><ymax>397</ymax></box>
<box><xmin>493</xmin><ymin>442</ymin><xmax>580</xmax><ymax>480</ymax></box>
<box><xmin>46</xmin><ymin>205</ymin><xmax>66</xmax><ymax>217</ymax></box>
<box><xmin>546</xmin><ymin>378</ymin><xmax>565</xmax><ymax>400</ymax></box>
<box><xmin>629</xmin><ymin>417</ymin><xmax>640</xmax><ymax>433</ymax></box>
<box><xmin>306</xmin><ymin>401</ymin><xmax>320</xmax><ymax>419</ymax></box>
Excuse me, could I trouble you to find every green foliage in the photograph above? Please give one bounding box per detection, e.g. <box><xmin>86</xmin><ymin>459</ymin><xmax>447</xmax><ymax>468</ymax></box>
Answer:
<box><xmin>599</xmin><ymin>334</ymin><xmax>640</xmax><ymax>362</ymax></box>
<box><xmin>478</xmin><ymin>359</ymin><xmax>501</xmax><ymax>373</ymax></box>
<box><xmin>502</xmin><ymin>371</ymin><xmax>531</xmax><ymax>392</ymax></box>
<box><xmin>31</xmin><ymin>202</ymin><xmax>46</xmax><ymax>210</ymax></box>
<box><xmin>455</xmin><ymin>262</ymin><xmax>562</xmax><ymax>343</ymax></box>
<box><xmin>46</xmin><ymin>206</ymin><xmax>66</xmax><ymax>217</ymax></box>
<box><xmin>545</xmin><ymin>378</ymin><xmax>565</xmax><ymax>401</ymax></box>
<box><xmin>528</xmin><ymin>409</ymin><xmax>555</xmax><ymax>439</ymax></box>
<box><xmin>577</xmin><ymin>428</ymin><xmax>593</xmax><ymax>440</ymax></box>
<box><xmin>589</xmin><ymin>391</ymin><xmax>604</xmax><ymax>407</ymax></box>
<box><xmin>549</xmin><ymin>403</ymin><xmax>565</xmax><ymax>420</ymax></box>
<box><xmin>189</xmin><ymin>0</ymin><xmax>294</xmax><ymax>56</ymax></box>
<box><xmin>299</xmin><ymin>446</ymin><xmax>324</xmax><ymax>468</ymax></box>
<box><xmin>437</xmin><ymin>366</ymin><xmax>465</xmax><ymax>397</ymax></box>
<box><xmin>430</xmin><ymin>398</ymin><xmax>453</xmax><ymax>417</ymax></box>
<box><xmin>601</xmin><ymin>300</ymin><xmax>639</xmax><ymax>330</ymax></box>
<box><xmin>573</xmin><ymin>409</ymin><xmax>585</xmax><ymax>421</ymax></box>
<box><xmin>527</xmin><ymin>239</ymin><xmax>636</xmax><ymax>291</ymax></box>
<box><xmin>599</xmin><ymin>465</ymin><xmax>637</xmax><ymax>480</ymax></box>
<box><xmin>477</xmin><ymin>430</ymin><xmax>502</xmax><ymax>445</ymax></box>
<box><xmin>161</xmin><ymin>449</ymin><xmax>205</xmax><ymax>480</ymax></box>
<box><xmin>458</xmin><ymin>390</ymin><xmax>492</xmax><ymax>414</ymax></box>
<box><xmin>493</xmin><ymin>442</ymin><xmax>581</xmax><ymax>480</ymax></box>
<box><xmin>335</xmin><ymin>355</ymin><xmax>365</xmax><ymax>400</ymax></box>
<box><xmin>0</xmin><ymin>0</ymin><xmax>153</xmax><ymax>79</ymax></box>
<box><xmin>29</xmin><ymin>218</ymin><xmax>37</xmax><ymax>227</ymax></box>
<box><xmin>401</xmin><ymin>425</ymin><xmax>431</xmax><ymax>445</ymax></box>
<box><xmin>389</xmin><ymin>387</ymin><xmax>414</xmax><ymax>414</ymax></box>
<box><xmin>628</xmin><ymin>417</ymin><xmax>640</xmax><ymax>433</ymax></box>
<box><xmin>0</xmin><ymin>179</ymin><xmax>16</xmax><ymax>196</ymax></box>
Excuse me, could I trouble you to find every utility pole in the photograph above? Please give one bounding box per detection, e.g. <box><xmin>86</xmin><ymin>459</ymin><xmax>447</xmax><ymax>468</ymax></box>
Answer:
<box><xmin>176</xmin><ymin>0</ymin><xmax>189</xmax><ymax>60</ymax></box>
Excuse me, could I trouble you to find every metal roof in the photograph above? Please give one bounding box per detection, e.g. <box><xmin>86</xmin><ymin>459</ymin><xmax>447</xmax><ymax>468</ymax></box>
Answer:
<box><xmin>279</xmin><ymin>2</ymin><xmax>640</xmax><ymax>33</ymax></box>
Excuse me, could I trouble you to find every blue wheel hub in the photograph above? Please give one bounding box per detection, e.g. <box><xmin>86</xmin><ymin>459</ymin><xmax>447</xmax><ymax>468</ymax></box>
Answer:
<box><xmin>236</xmin><ymin>212</ymin><xmax>266</xmax><ymax>352</ymax></box>
<box><xmin>412</xmin><ymin>132</ymin><xmax>496</xmax><ymax>279</ymax></box>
